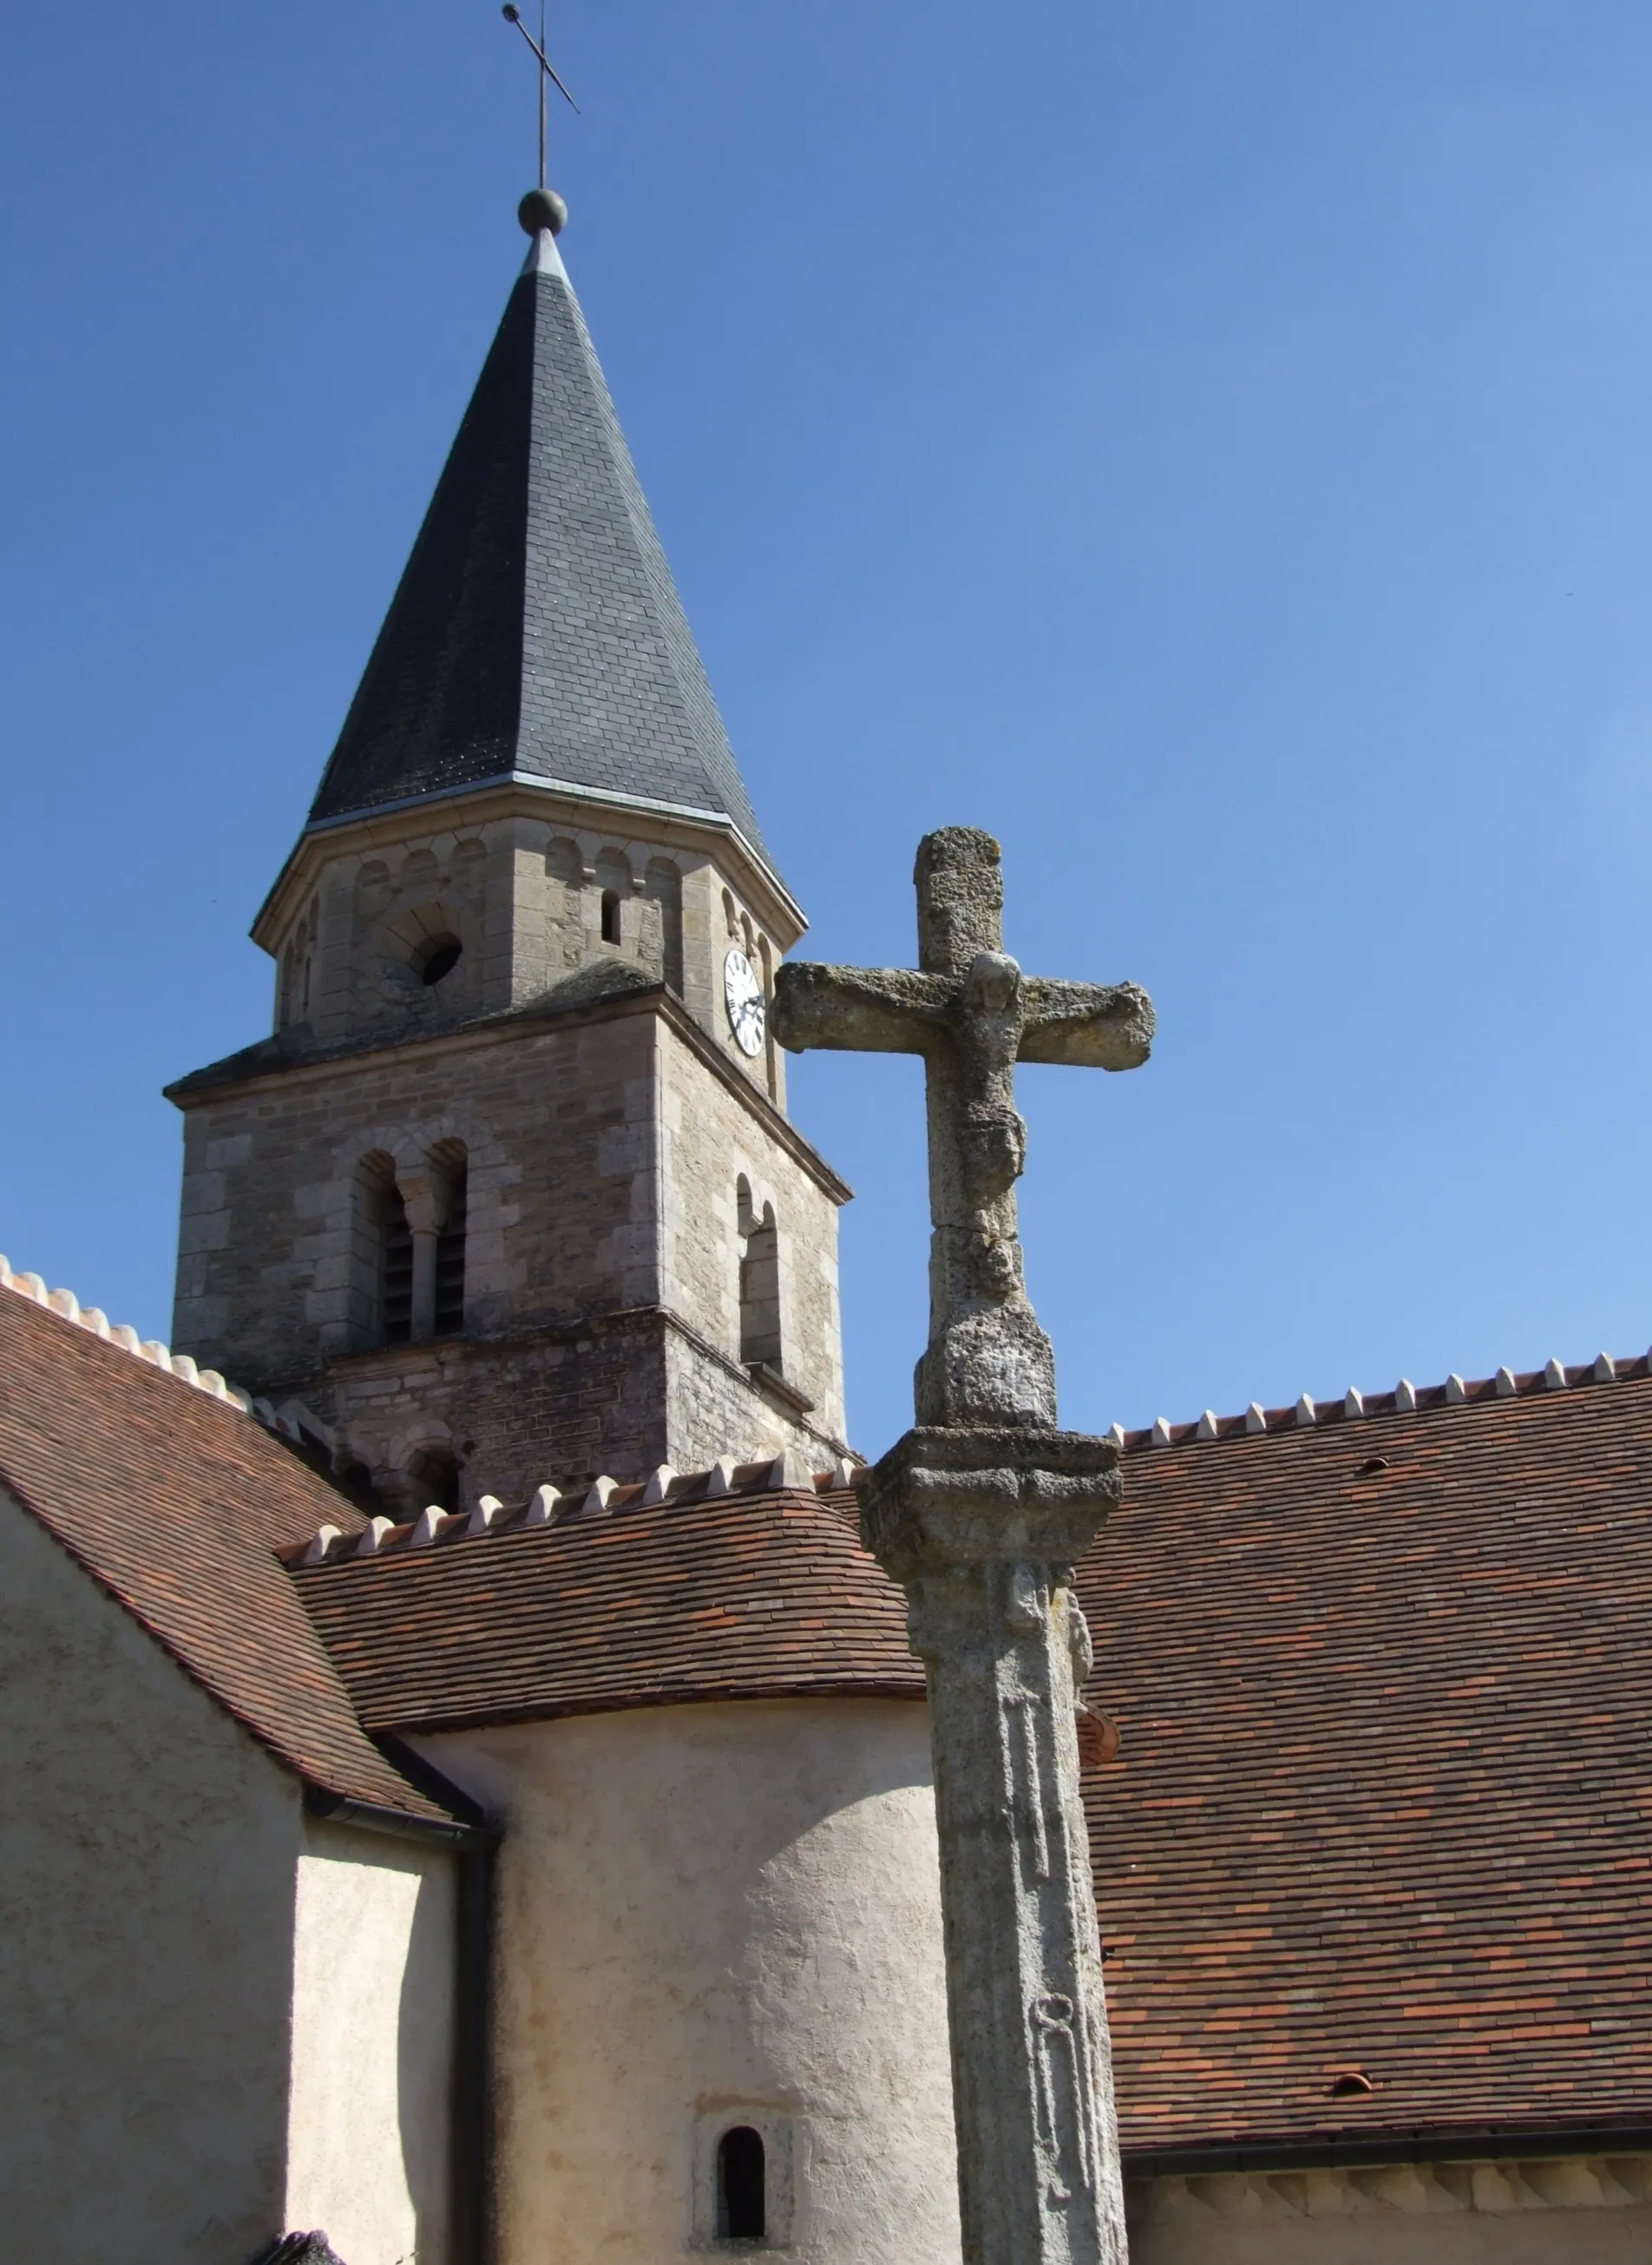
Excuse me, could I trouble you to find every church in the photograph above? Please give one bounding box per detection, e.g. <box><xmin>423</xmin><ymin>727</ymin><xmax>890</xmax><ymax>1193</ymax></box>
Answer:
<box><xmin>2</xmin><ymin>181</ymin><xmax>1649</xmax><ymax>2265</ymax></box>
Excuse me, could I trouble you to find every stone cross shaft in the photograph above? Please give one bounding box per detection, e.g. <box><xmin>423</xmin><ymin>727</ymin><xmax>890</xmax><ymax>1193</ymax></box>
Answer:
<box><xmin>770</xmin><ymin>827</ymin><xmax>1153</xmax><ymax>1429</ymax></box>
<box><xmin>774</xmin><ymin>828</ymin><xmax>1155</xmax><ymax>2265</ymax></box>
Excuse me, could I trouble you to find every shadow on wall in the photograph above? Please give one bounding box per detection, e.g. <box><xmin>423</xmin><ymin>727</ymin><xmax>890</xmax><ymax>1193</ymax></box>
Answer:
<box><xmin>398</xmin><ymin>1854</ymin><xmax>458</xmax><ymax>2256</ymax></box>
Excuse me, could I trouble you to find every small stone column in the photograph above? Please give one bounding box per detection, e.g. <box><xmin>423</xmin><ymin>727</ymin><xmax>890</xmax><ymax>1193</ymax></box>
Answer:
<box><xmin>398</xmin><ymin>1177</ymin><xmax>449</xmax><ymax>1344</ymax></box>
<box><xmin>858</xmin><ymin>1426</ymin><xmax>1127</xmax><ymax>2265</ymax></box>
<box><xmin>408</xmin><ymin>1229</ymin><xmax>440</xmax><ymax>1342</ymax></box>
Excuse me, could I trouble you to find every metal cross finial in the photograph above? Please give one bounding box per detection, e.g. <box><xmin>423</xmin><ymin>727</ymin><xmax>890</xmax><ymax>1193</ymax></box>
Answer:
<box><xmin>502</xmin><ymin>2</ymin><xmax>579</xmax><ymax>193</ymax></box>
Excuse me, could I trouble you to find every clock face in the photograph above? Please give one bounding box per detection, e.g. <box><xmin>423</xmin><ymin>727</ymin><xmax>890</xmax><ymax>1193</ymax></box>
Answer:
<box><xmin>724</xmin><ymin>948</ymin><xmax>766</xmax><ymax>1058</ymax></box>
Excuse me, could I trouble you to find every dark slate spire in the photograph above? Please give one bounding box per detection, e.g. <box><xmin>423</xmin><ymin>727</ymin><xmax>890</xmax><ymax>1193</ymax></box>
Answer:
<box><xmin>307</xmin><ymin>213</ymin><xmax>771</xmax><ymax>863</ymax></box>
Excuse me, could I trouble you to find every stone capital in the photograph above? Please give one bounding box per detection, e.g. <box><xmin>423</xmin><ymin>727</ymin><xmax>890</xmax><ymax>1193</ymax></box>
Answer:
<box><xmin>856</xmin><ymin>1424</ymin><xmax>1120</xmax><ymax>1586</ymax></box>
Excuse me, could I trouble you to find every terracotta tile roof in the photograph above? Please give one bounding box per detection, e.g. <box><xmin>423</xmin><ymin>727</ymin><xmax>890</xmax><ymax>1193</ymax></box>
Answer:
<box><xmin>291</xmin><ymin>1469</ymin><xmax>923</xmax><ymax>1734</ymax></box>
<box><xmin>1079</xmin><ymin>1358</ymin><xmax>1652</xmax><ymax>2161</ymax></box>
<box><xmin>0</xmin><ymin>1282</ymin><xmax>459</xmax><ymax>1825</ymax></box>
<box><xmin>16</xmin><ymin>1231</ymin><xmax>1645</xmax><ymax>2155</ymax></box>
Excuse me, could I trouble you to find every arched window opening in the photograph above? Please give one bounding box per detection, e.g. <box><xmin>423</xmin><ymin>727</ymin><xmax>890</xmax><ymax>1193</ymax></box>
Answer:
<box><xmin>381</xmin><ymin>1182</ymin><xmax>414</xmax><ymax>1344</ymax></box>
<box><xmin>716</xmin><ymin>2126</ymin><xmax>764</xmax><ymax>2242</ymax></box>
<box><xmin>722</xmin><ymin>887</ymin><xmax>738</xmax><ymax>938</ymax></box>
<box><xmin>738</xmin><ymin>1178</ymin><xmax>782</xmax><ymax>1372</ymax></box>
<box><xmin>417</xmin><ymin>934</ymin><xmax>462</xmax><ymax>987</ymax></box>
<box><xmin>600</xmin><ymin>890</ymin><xmax>620</xmax><ymax>944</ymax></box>
<box><xmin>434</xmin><ymin>1153</ymin><xmax>468</xmax><ymax>1337</ymax></box>
<box><xmin>405</xmin><ymin>1444</ymin><xmax>460</xmax><ymax>1515</ymax></box>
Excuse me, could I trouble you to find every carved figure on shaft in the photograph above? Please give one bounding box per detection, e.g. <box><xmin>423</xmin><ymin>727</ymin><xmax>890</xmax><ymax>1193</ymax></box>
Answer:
<box><xmin>773</xmin><ymin>827</ymin><xmax>1152</xmax><ymax>1428</ymax></box>
<box><xmin>774</xmin><ymin>826</ymin><xmax>1155</xmax><ymax>2265</ymax></box>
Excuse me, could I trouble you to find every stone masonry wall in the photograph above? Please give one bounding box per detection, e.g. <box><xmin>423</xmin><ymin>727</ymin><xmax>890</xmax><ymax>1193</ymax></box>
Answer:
<box><xmin>311</xmin><ymin>1311</ymin><xmax>672</xmax><ymax>1506</ymax></box>
<box><xmin>272</xmin><ymin>803</ymin><xmax>783</xmax><ymax>1106</ymax></box>
<box><xmin>305</xmin><ymin>1309</ymin><xmax>848</xmax><ymax>1509</ymax></box>
<box><xmin>173</xmin><ymin>992</ymin><xmax>850</xmax><ymax>1505</ymax></box>
<box><xmin>662</xmin><ymin>1323</ymin><xmax>849</xmax><ymax>1478</ymax></box>
<box><xmin>658</xmin><ymin>1026</ymin><xmax>846</xmax><ymax>1446</ymax></box>
<box><xmin>174</xmin><ymin>1008</ymin><xmax>659</xmax><ymax>1387</ymax></box>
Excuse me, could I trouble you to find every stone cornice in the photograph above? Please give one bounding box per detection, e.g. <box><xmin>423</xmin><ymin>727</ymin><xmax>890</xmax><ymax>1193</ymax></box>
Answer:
<box><xmin>165</xmin><ymin>980</ymin><xmax>853</xmax><ymax>1206</ymax></box>
<box><xmin>1124</xmin><ymin>2123</ymin><xmax>1652</xmax><ymax>2179</ymax></box>
<box><xmin>267</xmin><ymin>1299</ymin><xmax>855</xmax><ymax>1466</ymax></box>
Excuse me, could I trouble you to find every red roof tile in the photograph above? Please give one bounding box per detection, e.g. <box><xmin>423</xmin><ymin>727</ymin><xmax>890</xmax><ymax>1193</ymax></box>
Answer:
<box><xmin>0</xmin><ymin>1286</ymin><xmax>458</xmax><ymax>1823</ymax></box>
<box><xmin>292</xmin><ymin>1480</ymin><xmax>924</xmax><ymax>1732</ymax></box>
<box><xmin>15</xmin><ymin>1256</ymin><xmax>1645</xmax><ymax>2157</ymax></box>
<box><xmin>1079</xmin><ymin>1364</ymin><xmax>1652</xmax><ymax>2157</ymax></box>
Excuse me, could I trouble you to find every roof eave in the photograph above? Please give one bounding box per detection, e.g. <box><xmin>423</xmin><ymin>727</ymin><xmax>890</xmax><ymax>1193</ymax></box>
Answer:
<box><xmin>1124</xmin><ymin>2117</ymin><xmax>1652</xmax><ymax>2179</ymax></box>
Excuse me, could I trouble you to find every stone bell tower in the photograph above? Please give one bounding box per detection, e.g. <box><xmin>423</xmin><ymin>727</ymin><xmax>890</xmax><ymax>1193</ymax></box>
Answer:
<box><xmin>167</xmin><ymin>192</ymin><xmax>850</xmax><ymax>1510</ymax></box>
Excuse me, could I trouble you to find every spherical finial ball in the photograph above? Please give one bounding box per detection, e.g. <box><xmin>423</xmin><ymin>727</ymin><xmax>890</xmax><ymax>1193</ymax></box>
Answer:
<box><xmin>518</xmin><ymin>186</ymin><xmax>568</xmax><ymax>237</ymax></box>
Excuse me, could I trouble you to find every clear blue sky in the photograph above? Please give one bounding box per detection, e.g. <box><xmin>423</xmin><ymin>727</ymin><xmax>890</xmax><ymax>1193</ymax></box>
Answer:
<box><xmin>5</xmin><ymin>1</ymin><xmax>1652</xmax><ymax>1456</ymax></box>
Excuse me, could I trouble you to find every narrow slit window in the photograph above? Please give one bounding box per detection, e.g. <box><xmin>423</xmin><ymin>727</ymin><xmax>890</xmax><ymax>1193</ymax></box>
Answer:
<box><xmin>600</xmin><ymin>890</ymin><xmax>620</xmax><ymax>943</ymax></box>
<box><xmin>738</xmin><ymin>1185</ymin><xmax>782</xmax><ymax>1371</ymax></box>
<box><xmin>381</xmin><ymin>1185</ymin><xmax>413</xmax><ymax>1344</ymax></box>
<box><xmin>434</xmin><ymin>1162</ymin><xmax>468</xmax><ymax>1337</ymax></box>
<box><xmin>717</xmin><ymin>2126</ymin><xmax>765</xmax><ymax>2242</ymax></box>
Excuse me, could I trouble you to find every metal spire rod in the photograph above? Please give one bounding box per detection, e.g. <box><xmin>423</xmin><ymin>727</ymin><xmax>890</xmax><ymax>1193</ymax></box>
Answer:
<box><xmin>502</xmin><ymin>2</ymin><xmax>579</xmax><ymax>191</ymax></box>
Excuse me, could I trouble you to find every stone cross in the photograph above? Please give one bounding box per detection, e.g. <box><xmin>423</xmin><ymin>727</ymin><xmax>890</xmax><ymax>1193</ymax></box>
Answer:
<box><xmin>772</xmin><ymin>826</ymin><xmax>1153</xmax><ymax>1429</ymax></box>
<box><xmin>772</xmin><ymin>827</ymin><xmax>1155</xmax><ymax>2265</ymax></box>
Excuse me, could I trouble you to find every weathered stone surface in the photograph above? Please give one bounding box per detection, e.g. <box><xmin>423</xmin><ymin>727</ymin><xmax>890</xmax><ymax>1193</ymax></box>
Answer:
<box><xmin>170</xmin><ymin>987</ymin><xmax>849</xmax><ymax>1505</ymax></box>
<box><xmin>858</xmin><ymin>1426</ymin><xmax>1127</xmax><ymax>2265</ymax></box>
<box><xmin>774</xmin><ymin>828</ymin><xmax>1152</xmax><ymax>1429</ymax></box>
<box><xmin>782</xmin><ymin>828</ymin><xmax>1153</xmax><ymax>2265</ymax></box>
<box><xmin>253</xmin><ymin>788</ymin><xmax>796</xmax><ymax>1104</ymax></box>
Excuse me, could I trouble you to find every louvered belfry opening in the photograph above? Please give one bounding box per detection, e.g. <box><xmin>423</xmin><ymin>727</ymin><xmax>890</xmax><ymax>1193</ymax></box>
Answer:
<box><xmin>381</xmin><ymin>1184</ymin><xmax>414</xmax><ymax>1344</ymax></box>
<box><xmin>716</xmin><ymin>2126</ymin><xmax>764</xmax><ymax>2242</ymax></box>
<box><xmin>434</xmin><ymin>1158</ymin><xmax>468</xmax><ymax>1337</ymax></box>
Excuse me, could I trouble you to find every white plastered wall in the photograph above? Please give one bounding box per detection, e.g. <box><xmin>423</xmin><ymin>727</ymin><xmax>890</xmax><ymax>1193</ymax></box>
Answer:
<box><xmin>285</xmin><ymin>1816</ymin><xmax>458</xmax><ymax>2265</ymax></box>
<box><xmin>0</xmin><ymin>1485</ymin><xmax>301</xmax><ymax>2265</ymax></box>
<box><xmin>418</xmin><ymin>1697</ymin><xmax>960</xmax><ymax>2265</ymax></box>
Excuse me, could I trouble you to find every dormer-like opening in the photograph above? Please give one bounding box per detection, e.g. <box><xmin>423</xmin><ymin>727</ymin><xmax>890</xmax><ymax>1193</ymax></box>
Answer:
<box><xmin>416</xmin><ymin>934</ymin><xmax>463</xmax><ymax>987</ymax></box>
<box><xmin>716</xmin><ymin>2126</ymin><xmax>764</xmax><ymax>2242</ymax></box>
<box><xmin>600</xmin><ymin>890</ymin><xmax>620</xmax><ymax>944</ymax></box>
<box><xmin>377</xmin><ymin>902</ymin><xmax>469</xmax><ymax>1011</ymax></box>
<box><xmin>405</xmin><ymin>1442</ymin><xmax>461</xmax><ymax>1515</ymax></box>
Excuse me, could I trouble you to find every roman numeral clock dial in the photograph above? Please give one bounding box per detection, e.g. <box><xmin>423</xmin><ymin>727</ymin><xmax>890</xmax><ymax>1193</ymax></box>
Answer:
<box><xmin>724</xmin><ymin>948</ymin><xmax>766</xmax><ymax>1058</ymax></box>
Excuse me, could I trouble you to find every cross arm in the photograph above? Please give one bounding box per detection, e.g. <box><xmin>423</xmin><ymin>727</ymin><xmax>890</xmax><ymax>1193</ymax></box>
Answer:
<box><xmin>1018</xmin><ymin>977</ymin><xmax>1156</xmax><ymax>1070</ymax></box>
<box><xmin>772</xmin><ymin>962</ymin><xmax>954</xmax><ymax>1056</ymax></box>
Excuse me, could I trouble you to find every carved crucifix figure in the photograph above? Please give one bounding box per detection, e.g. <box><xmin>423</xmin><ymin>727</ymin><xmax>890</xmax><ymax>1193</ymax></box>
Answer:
<box><xmin>773</xmin><ymin>825</ymin><xmax>1154</xmax><ymax>1428</ymax></box>
<box><xmin>773</xmin><ymin>826</ymin><xmax>1155</xmax><ymax>2265</ymax></box>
